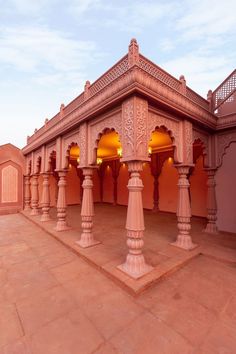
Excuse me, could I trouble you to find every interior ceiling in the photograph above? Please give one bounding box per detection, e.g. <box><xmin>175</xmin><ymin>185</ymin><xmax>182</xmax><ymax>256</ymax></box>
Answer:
<box><xmin>149</xmin><ymin>130</ymin><xmax>172</xmax><ymax>149</ymax></box>
<box><xmin>69</xmin><ymin>130</ymin><xmax>173</xmax><ymax>160</ymax></box>
<box><xmin>69</xmin><ymin>145</ymin><xmax>80</xmax><ymax>159</ymax></box>
<box><xmin>97</xmin><ymin>131</ymin><xmax>121</xmax><ymax>158</ymax></box>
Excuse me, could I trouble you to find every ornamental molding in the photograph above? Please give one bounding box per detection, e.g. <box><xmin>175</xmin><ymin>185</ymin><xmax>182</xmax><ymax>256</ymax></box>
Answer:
<box><xmin>148</xmin><ymin>111</ymin><xmax>181</xmax><ymax>162</ymax></box>
<box><xmin>89</xmin><ymin>110</ymin><xmax>122</xmax><ymax>164</ymax></box>
<box><xmin>45</xmin><ymin>142</ymin><xmax>56</xmax><ymax>172</ymax></box>
<box><xmin>217</xmin><ymin>130</ymin><xmax>236</xmax><ymax>167</ymax></box>
<box><xmin>23</xmin><ymin>66</ymin><xmax>217</xmax><ymax>156</ymax></box>
<box><xmin>192</xmin><ymin>128</ymin><xmax>210</xmax><ymax>166</ymax></box>
<box><xmin>184</xmin><ymin>120</ymin><xmax>193</xmax><ymax>165</ymax></box>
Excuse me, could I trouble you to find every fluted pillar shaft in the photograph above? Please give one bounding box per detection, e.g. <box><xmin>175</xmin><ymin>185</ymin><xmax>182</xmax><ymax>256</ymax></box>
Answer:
<box><xmin>30</xmin><ymin>174</ymin><xmax>40</xmax><ymax>216</ymax></box>
<box><xmin>172</xmin><ymin>165</ymin><xmax>197</xmax><ymax>250</ymax></box>
<box><xmin>76</xmin><ymin>168</ymin><xmax>100</xmax><ymax>248</ymax></box>
<box><xmin>118</xmin><ymin>161</ymin><xmax>153</xmax><ymax>279</ymax></box>
<box><xmin>40</xmin><ymin>173</ymin><xmax>51</xmax><ymax>222</ymax></box>
<box><xmin>55</xmin><ymin>170</ymin><xmax>70</xmax><ymax>231</ymax></box>
<box><xmin>204</xmin><ymin>168</ymin><xmax>218</xmax><ymax>233</ymax></box>
<box><xmin>24</xmin><ymin>175</ymin><xmax>31</xmax><ymax>211</ymax></box>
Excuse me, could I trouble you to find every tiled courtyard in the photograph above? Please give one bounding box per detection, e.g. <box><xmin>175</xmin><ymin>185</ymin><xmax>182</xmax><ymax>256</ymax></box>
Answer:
<box><xmin>1</xmin><ymin>209</ymin><xmax>236</xmax><ymax>353</ymax></box>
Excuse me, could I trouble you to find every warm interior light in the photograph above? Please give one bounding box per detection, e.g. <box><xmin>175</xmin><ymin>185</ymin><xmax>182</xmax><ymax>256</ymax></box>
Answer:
<box><xmin>77</xmin><ymin>157</ymin><xmax>80</xmax><ymax>163</ymax></box>
<box><xmin>117</xmin><ymin>147</ymin><xmax>122</xmax><ymax>157</ymax></box>
<box><xmin>148</xmin><ymin>146</ymin><xmax>152</xmax><ymax>155</ymax></box>
<box><xmin>96</xmin><ymin>157</ymin><xmax>102</xmax><ymax>165</ymax></box>
<box><xmin>168</xmin><ymin>157</ymin><xmax>173</xmax><ymax>163</ymax></box>
<box><xmin>69</xmin><ymin>163</ymin><xmax>72</xmax><ymax>169</ymax></box>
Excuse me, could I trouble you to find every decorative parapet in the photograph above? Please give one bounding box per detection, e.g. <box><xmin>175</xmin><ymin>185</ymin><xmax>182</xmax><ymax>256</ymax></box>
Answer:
<box><xmin>23</xmin><ymin>39</ymin><xmax>214</xmax><ymax>154</ymax></box>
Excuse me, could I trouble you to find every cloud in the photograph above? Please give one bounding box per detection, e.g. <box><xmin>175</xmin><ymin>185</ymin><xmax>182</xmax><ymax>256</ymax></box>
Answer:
<box><xmin>161</xmin><ymin>51</ymin><xmax>234</xmax><ymax>96</ymax></box>
<box><xmin>69</xmin><ymin>0</ymin><xmax>172</xmax><ymax>32</ymax></box>
<box><xmin>176</xmin><ymin>0</ymin><xmax>236</xmax><ymax>42</ymax></box>
<box><xmin>0</xmin><ymin>25</ymin><xmax>103</xmax><ymax>82</ymax></box>
<box><xmin>0</xmin><ymin>0</ymin><xmax>53</xmax><ymax>16</ymax></box>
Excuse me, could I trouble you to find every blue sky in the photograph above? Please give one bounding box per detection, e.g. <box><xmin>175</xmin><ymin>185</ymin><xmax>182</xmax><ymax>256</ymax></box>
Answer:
<box><xmin>1</xmin><ymin>0</ymin><xmax>235</xmax><ymax>148</ymax></box>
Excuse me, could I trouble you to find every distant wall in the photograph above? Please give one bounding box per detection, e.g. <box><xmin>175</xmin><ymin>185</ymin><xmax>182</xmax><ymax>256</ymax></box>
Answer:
<box><xmin>73</xmin><ymin>158</ymin><xmax>209</xmax><ymax>219</ymax></box>
<box><xmin>159</xmin><ymin>159</ymin><xmax>178</xmax><ymax>213</ymax></box>
<box><xmin>0</xmin><ymin>144</ymin><xmax>25</xmax><ymax>214</ymax></box>
<box><xmin>216</xmin><ymin>142</ymin><xmax>236</xmax><ymax>233</ymax></box>
<box><xmin>67</xmin><ymin>166</ymin><xmax>81</xmax><ymax>205</ymax></box>
<box><xmin>190</xmin><ymin>155</ymin><xmax>207</xmax><ymax>217</ymax></box>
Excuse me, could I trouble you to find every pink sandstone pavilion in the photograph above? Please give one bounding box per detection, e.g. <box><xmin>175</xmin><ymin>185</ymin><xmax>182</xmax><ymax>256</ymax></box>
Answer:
<box><xmin>1</xmin><ymin>39</ymin><xmax>236</xmax><ymax>281</ymax></box>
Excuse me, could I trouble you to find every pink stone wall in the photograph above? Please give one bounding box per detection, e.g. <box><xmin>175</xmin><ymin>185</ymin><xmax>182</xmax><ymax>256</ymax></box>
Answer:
<box><xmin>117</xmin><ymin>163</ymin><xmax>129</xmax><ymax>206</ymax></box>
<box><xmin>216</xmin><ymin>142</ymin><xmax>236</xmax><ymax>233</ymax></box>
<box><xmin>189</xmin><ymin>155</ymin><xmax>207</xmax><ymax>217</ymax></box>
<box><xmin>0</xmin><ymin>144</ymin><xmax>25</xmax><ymax>214</ymax></box>
<box><xmin>93</xmin><ymin>169</ymin><xmax>101</xmax><ymax>202</ymax></box>
<box><xmin>159</xmin><ymin>159</ymin><xmax>178</xmax><ymax>213</ymax></box>
<box><xmin>66</xmin><ymin>166</ymin><xmax>81</xmax><ymax>205</ymax></box>
<box><xmin>140</xmin><ymin>163</ymin><xmax>154</xmax><ymax>210</ymax></box>
<box><xmin>49</xmin><ymin>175</ymin><xmax>57</xmax><ymax>207</ymax></box>
<box><xmin>103</xmin><ymin>165</ymin><xmax>114</xmax><ymax>203</ymax></box>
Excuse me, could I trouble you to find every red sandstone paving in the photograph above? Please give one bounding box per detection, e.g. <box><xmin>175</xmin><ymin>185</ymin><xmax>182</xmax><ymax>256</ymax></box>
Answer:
<box><xmin>1</xmin><ymin>213</ymin><xmax>236</xmax><ymax>353</ymax></box>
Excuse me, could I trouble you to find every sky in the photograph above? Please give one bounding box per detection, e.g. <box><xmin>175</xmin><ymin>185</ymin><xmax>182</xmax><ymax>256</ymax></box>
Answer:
<box><xmin>1</xmin><ymin>0</ymin><xmax>235</xmax><ymax>148</ymax></box>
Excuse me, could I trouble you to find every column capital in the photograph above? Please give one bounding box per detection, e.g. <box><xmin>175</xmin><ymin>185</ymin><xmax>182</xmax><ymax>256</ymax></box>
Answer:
<box><xmin>204</xmin><ymin>167</ymin><xmax>217</xmax><ymax>175</ymax></box>
<box><xmin>127</xmin><ymin>160</ymin><xmax>143</xmax><ymax>172</ymax></box>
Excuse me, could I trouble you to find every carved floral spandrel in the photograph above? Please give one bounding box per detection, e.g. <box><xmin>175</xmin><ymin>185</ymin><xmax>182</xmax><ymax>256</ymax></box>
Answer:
<box><xmin>217</xmin><ymin>130</ymin><xmax>236</xmax><ymax>167</ymax></box>
<box><xmin>89</xmin><ymin>112</ymin><xmax>123</xmax><ymax>164</ymax></box>
<box><xmin>192</xmin><ymin>129</ymin><xmax>209</xmax><ymax>167</ymax></box>
<box><xmin>148</xmin><ymin>112</ymin><xmax>181</xmax><ymax>163</ymax></box>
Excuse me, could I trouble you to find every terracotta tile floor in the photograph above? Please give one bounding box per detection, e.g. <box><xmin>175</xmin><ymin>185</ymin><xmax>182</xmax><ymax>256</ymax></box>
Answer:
<box><xmin>0</xmin><ymin>208</ymin><xmax>236</xmax><ymax>353</ymax></box>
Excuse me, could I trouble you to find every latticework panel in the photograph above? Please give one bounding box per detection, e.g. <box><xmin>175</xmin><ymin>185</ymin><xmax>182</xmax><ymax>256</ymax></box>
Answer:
<box><xmin>89</xmin><ymin>56</ymin><xmax>129</xmax><ymax>96</ymax></box>
<box><xmin>139</xmin><ymin>55</ymin><xmax>181</xmax><ymax>91</ymax></box>
<box><xmin>213</xmin><ymin>70</ymin><xmax>236</xmax><ymax>109</ymax></box>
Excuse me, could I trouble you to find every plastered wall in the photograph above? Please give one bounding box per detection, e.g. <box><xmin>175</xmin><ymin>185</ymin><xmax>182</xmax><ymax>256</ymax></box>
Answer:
<box><xmin>45</xmin><ymin>157</ymin><xmax>209</xmax><ymax>218</ymax></box>
<box><xmin>190</xmin><ymin>155</ymin><xmax>207</xmax><ymax>217</ymax></box>
<box><xmin>216</xmin><ymin>142</ymin><xmax>236</xmax><ymax>233</ymax></box>
<box><xmin>66</xmin><ymin>166</ymin><xmax>81</xmax><ymax>205</ymax></box>
<box><xmin>159</xmin><ymin>159</ymin><xmax>178</xmax><ymax>213</ymax></box>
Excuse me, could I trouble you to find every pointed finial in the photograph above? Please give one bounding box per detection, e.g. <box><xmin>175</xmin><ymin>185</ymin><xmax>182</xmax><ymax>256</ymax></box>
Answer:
<box><xmin>179</xmin><ymin>75</ymin><xmax>186</xmax><ymax>95</ymax></box>
<box><xmin>207</xmin><ymin>89</ymin><xmax>212</xmax><ymax>101</ymax></box>
<box><xmin>128</xmin><ymin>38</ymin><xmax>139</xmax><ymax>67</ymax></box>
<box><xmin>84</xmin><ymin>80</ymin><xmax>91</xmax><ymax>99</ymax></box>
<box><xmin>60</xmin><ymin>103</ymin><xmax>65</xmax><ymax>118</ymax></box>
<box><xmin>44</xmin><ymin>118</ymin><xmax>49</xmax><ymax>125</ymax></box>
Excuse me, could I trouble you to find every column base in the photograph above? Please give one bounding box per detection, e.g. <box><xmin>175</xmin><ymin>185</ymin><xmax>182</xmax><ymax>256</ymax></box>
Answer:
<box><xmin>117</xmin><ymin>255</ymin><xmax>153</xmax><ymax>279</ymax></box>
<box><xmin>54</xmin><ymin>222</ymin><xmax>71</xmax><ymax>232</ymax></box>
<box><xmin>30</xmin><ymin>208</ymin><xmax>40</xmax><ymax>216</ymax></box>
<box><xmin>40</xmin><ymin>214</ymin><xmax>51</xmax><ymax>222</ymax></box>
<box><xmin>75</xmin><ymin>235</ymin><xmax>100</xmax><ymax>248</ymax></box>
<box><xmin>171</xmin><ymin>235</ymin><xmax>198</xmax><ymax>251</ymax></box>
<box><xmin>203</xmin><ymin>223</ymin><xmax>218</xmax><ymax>234</ymax></box>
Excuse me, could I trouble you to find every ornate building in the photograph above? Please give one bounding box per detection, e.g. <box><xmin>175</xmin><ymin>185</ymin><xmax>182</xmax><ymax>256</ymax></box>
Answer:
<box><xmin>19</xmin><ymin>39</ymin><xmax>236</xmax><ymax>279</ymax></box>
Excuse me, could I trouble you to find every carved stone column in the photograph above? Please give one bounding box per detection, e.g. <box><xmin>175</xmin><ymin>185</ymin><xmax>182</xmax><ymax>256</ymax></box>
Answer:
<box><xmin>24</xmin><ymin>175</ymin><xmax>31</xmax><ymax>211</ymax></box>
<box><xmin>204</xmin><ymin>168</ymin><xmax>218</xmax><ymax>233</ymax></box>
<box><xmin>172</xmin><ymin>165</ymin><xmax>197</xmax><ymax>250</ymax></box>
<box><xmin>40</xmin><ymin>173</ymin><xmax>51</xmax><ymax>222</ymax></box>
<box><xmin>55</xmin><ymin>170</ymin><xmax>70</xmax><ymax>231</ymax></box>
<box><xmin>118</xmin><ymin>161</ymin><xmax>153</xmax><ymax>279</ymax></box>
<box><xmin>76</xmin><ymin>168</ymin><xmax>100</xmax><ymax>248</ymax></box>
<box><xmin>30</xmin><ymin>174</ymin><xmax>40</xmax><ymax>216</ymax></box>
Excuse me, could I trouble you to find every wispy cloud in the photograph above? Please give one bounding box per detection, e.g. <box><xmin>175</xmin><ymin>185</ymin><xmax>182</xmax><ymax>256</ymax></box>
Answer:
<box><xmin>69</xmin><ymin>0</ymin><xmax>172</xmax><ymax>32</ymax></box>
